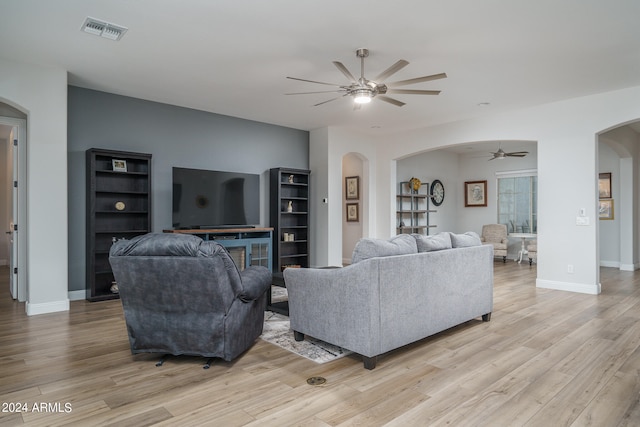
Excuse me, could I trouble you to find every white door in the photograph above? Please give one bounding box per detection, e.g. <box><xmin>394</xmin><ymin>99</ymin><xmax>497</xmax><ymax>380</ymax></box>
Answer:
<box><xmin>9</xmin><ymin>127</ymin><xmax>18</xmax><ymax>299</ymax></box>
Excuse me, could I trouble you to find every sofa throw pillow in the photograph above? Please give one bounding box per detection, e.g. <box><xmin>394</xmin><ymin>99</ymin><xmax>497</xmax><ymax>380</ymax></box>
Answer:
<box><xmin>450</xmin><ymin>231</ymin><xmax>482</xmax><ymax>248</ymax></box>
<box><xmin>412</xmin><ymin>232</ymin><xmax>452</xmax><ymax>252</ymax></box>
<box><xmin>351</xmin><ymin>234</ymin><xmax>418</xmax><ymax>263</ymax></box>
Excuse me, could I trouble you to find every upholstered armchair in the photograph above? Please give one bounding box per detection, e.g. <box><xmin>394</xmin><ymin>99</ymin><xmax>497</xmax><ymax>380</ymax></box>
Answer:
<box><xmin>480</xmin><ymin>224</ymin><xmax>508</xmax><ymax>262</ymax></box>
<box><xmin>527</xmin><ymin>240</ymin><xmax>537</xmax><ymax>265</ymax></box>
<box><xmin>109</xmin><ymin>233</ymin><xmax>272</xmax><ymax>367</ymax></box>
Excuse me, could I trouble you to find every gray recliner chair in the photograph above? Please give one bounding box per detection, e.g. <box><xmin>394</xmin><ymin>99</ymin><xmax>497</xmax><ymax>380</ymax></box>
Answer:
<box><xmin>109</xmin><ymin>233</ymin><xmax>272</xmax><ymax>367</ymax></box>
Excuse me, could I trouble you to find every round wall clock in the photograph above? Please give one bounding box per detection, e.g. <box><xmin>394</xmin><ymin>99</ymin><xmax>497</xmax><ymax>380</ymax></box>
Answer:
<box><xmin>430</xmin><ymin>180</ymin><xmax>445</xmax><ymax>206</ymax></box>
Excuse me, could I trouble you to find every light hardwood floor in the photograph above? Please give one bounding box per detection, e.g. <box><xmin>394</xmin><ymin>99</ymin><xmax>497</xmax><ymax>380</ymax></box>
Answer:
<box><xmin>0</xmin><ymin>263</ymin><xmax>639</xmax><ymax>426</ymax></box>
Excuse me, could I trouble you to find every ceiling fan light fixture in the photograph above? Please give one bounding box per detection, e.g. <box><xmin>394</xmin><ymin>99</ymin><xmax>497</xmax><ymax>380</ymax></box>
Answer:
<box><xmin>353</xmin><ymin>89</ymin><xmax>372</xmax><ymax>104</ymax></box>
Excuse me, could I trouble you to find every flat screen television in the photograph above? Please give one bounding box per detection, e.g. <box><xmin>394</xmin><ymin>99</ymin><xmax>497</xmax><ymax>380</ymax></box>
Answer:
<box><xmin>172</xmin><ymin>167</ymin><xmax>260</xmax><ymax>229</ymax></box>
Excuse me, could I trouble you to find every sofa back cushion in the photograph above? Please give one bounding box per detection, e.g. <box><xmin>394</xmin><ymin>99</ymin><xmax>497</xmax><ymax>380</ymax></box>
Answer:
<box><xmin>412</xmin><ymin>232</ymin><xmax>452</xmax><ymax>252</ymax></box>
<box><xmin>450</xmin><ymin>231</ymin><xmax>482</xmax><ymax>248</ymax></box>
<box><xmin>352</xmin><ymin>234</ymin><xmax>418</xmax><ymax>263</ymax></box>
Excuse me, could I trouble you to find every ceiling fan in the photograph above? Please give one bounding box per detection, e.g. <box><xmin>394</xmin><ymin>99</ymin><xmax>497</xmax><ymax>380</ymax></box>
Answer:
<box><xmin>488</xmin><ymin>146</ymin><xmax>529</xmax><ymax>161</ymax></box>
<box><xmin>285</xmin><ymin>48</ymin><xmax>446</xmax><ymax>107</ymax></box>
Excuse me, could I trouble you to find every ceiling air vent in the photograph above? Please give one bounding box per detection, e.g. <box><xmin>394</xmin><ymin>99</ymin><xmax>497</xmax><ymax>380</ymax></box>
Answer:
<box><xmin>81</xmin><ymin>17</ymin><xmax>127</xmax><ymax>41</ymax></box>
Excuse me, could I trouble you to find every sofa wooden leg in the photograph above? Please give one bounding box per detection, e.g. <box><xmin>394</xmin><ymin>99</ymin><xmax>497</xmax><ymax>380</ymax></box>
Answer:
<box><xmin>363</xmin><ymin>356</ymin><xmax>377</xmax><ymax>370</ymax></box>
<box><xmin>502</xmin><ymin>256</ymin><xmax>506</xmax><ymax>263</ymax></box>
<box><xmin>482</xmin><ymin>313</ymin><xmax>492</xmax><ymax>322</ymax></box>
<box><xmin>529</xmin><ymin>258</ymin><xmax>533</xmax><ymax>266</ymax></box>
<box><xmin>293</xmin><ymin>331</ymin><xmax>304</xmax><ymax>341</ymax></box>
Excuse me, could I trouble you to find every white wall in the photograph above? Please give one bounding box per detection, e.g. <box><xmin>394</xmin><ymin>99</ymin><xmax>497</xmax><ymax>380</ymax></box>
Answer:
<box><xmin>396</xmin><ymin>149</ymin><xmax>459</xmax><ymax>234</ymax></box>
<box><xmin>458</xmin><ymin>143</ymin><xmax>538</xmax><ymax>258</ymax></box>
<box><xmin>397</xmin><ymin>143</ymin><xmax>538</xmax><ymax>259</ymax></box>
<box><xmin>0</xmin><ymin>58</ymin><xmax>69</xmax><ymax>314</ymax></box>
<box><xmin>314</xmin><ymin>86</ymin><xmax>640</xmax><ymax>295</ymax></box>
<box><xmin>310</xmin><ymin>127</ymin><xmax>376</xmax><ymax>268</ymax></box>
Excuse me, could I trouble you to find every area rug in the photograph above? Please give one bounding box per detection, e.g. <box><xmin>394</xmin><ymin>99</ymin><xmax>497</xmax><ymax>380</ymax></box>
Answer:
<box><xmin>262</xmin><ymin>310</ymin><xmax>352</xmax><ymax>364</ymax></box>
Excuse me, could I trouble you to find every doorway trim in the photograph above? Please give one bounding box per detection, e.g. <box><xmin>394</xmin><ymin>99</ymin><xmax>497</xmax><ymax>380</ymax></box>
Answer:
<box><xmin>0</xmin><ymin>116</ymin><xmax>27</xmax><ymax>301</ymax></box>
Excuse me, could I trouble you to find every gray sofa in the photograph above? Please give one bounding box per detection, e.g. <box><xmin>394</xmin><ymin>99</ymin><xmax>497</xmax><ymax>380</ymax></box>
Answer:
<box><xmin>284</xmin><ymin>232</ymin><xmax>494</xmax><ymax>369</ymax></box>
<box><xmin>109</xmin><ymin>233</ymin><xmax>272</xmax><ymax>365</ymax></box>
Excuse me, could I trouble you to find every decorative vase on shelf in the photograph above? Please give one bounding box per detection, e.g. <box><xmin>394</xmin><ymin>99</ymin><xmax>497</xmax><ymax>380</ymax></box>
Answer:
<box><xmin>409</xmin><ymin>177</ymin><xmax>421</xmax><ymax>193</ymax></box>
<box><xmin>287</xmin><ymin>201</ymin><xmax>293</xmax><ymax>212</ymax></box>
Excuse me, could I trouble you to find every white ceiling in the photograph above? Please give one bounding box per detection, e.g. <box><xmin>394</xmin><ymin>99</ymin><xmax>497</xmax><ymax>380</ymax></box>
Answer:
<box><xmin>2</xmin><ymin>1</ymin><xmax>640</xmax><ymax>135</ymax></box>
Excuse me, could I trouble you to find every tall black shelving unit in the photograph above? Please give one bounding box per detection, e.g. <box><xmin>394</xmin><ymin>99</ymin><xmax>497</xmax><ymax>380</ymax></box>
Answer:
<box><xmin>270</xmin><ymin>167</ymin><xmax>310</xmax><ymax>272</ymax></box>
<box><xmin>269</xmin><ymin>167</ymin><xmax>310</xmax><ymax>314</ymax></box>
<box><xmin>86</xmin><ymin>148</ymin><xmax>152</xmax><ymax>301</ymax></box>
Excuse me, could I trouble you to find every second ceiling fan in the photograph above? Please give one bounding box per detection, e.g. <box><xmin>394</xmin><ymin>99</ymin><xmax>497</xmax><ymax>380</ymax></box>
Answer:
<box><xmin>488</xmin><ymin>147</ymin><xmax>529</xmax><ymax>161</ymax></box>
<box><xmin>286</xmin><ymin>48</ymin><xmax>446</xmax><ymax>107</ymax></box>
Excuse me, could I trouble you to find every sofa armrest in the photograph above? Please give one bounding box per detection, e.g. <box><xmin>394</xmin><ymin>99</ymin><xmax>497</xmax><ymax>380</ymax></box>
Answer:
<box><xmin>239</xmin><ymin>266</ymin><xmax>272</xmax><ymax>302</ymax></box>
<box><xmin>284</xmin><ymin>263</ymin><xmax>380</xmax><ymax>356</ymax></box>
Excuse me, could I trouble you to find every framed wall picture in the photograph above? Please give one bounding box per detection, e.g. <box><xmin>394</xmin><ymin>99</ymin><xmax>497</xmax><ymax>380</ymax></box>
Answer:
<box><xmin>598</xmin><ymin>172</ymin><xmax>612</xmax><ymax>199</ymax></box>
<box><xmin>346</xmin><ymin>203</ymin><xmax>359</xmax><ymax>222</ymax></box>
<box><xmin>345</xmin><ymin>176</ymin><xmax>359</xmax><ymax>200</ymax></box>
<box><xmin>112</xmin><ymin>159</ymin><xmax>127</xmax><ymax>172</ymax></box>
<box><xmin>464</xmin><ymin>180</ymin><xmax>487</xmax><ymax>207</ymax></box>
<box><xmin>599</xmin><ymin>199</ymin><xmax>614</xmax><ymax>220</ymax></box>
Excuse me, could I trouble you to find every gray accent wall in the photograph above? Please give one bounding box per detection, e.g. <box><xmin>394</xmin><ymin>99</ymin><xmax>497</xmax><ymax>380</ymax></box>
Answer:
<box><xmin>68</xmin><ymin>86</ymin><xmax>309</xmax><ymax>293</ymax></box>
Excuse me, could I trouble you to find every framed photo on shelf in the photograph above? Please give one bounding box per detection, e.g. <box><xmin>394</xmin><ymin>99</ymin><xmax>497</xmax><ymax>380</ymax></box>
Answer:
<box><xmin>345</xmin><ymin>176</ymin><xmax>359</xmax><ymax>200</ymax></box>
<box><xmin>598</xmin><ymin>172</ymin><xmax>612</xmax><ymax>199</ymax></box>
<box><xmin>112</xmin><ymin>159</ymin><xmax>127</xmax><ymax>172</ymax></box>
<box><xmin>346</xmin><ymin>203</ymin><xmax>359</xmax><ymax>222</ymax></box>
<box><xmin>464</xmin><ymin>180</ymin><xmax>487</xmax><ymax>207</ymax></box>
<box><xmin>599</xmin><ymin>199</ymin><xmax>614</xmax><ymax>220</ymax></box>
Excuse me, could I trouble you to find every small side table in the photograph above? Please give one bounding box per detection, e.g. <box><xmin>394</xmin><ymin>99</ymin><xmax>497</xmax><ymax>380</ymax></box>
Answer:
<box><xmin>268</xmin><ymin>266</ymin><xmax>341</xmax><ymax>315</ymax></box>
<box><xmin>509</xmin><ymin>233</ymin><xmax>537</xmax><ymax>263</ymax></box>
<box><xmin>268</xmin><ymin>272</ymin><xmax>289</xmax><ymax>315</ymax></box>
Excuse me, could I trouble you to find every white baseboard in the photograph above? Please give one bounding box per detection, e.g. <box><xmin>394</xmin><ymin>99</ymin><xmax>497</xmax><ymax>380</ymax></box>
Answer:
<box><xmin>26</xmin><ymin>299</ymin><xmax>70</xmax><ymax>316</ymax></box>
<box><xmin>536</xmin><ymin>278</ymin><xmax>601</xmax><ymax>295</ymax></box>
<box><xmin>620</xmin><ymin>263</ymin><xmax>639</xmax><ymax>271</ymax></box>
<box><xmin>599</xmin><ymin>260</ymin><xmax>619</xmax><ymax>268</ymax></box>
<box><xmin>68</xmin><ymin>290</ymin><xmax>86</xmax><ymax>301</ymax></box>
<box><xmin>600</xmin><ymin>261</ymin><xmax>639</xmax><ymax>271</ymax></box>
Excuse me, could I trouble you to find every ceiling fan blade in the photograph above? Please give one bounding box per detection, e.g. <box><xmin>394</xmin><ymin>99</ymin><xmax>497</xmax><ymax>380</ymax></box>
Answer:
<box><xmin>373</xmin><ymin>60</ymin><xmax>409</xmax><ymax>82</ymax></box>
<box><xmin>505</xmin><ymin>152</ymin><xmax>529</xmax><ymax>157</ymax></box>
<box><xmin>332</xmin><ymin>61</ymin><xmax>357</xmax><ymax>82</ymax></box>
<box><xmin>388</xmin><ymin>72</ymin><xmax>447</xmax><ymax>87</ymax></box>
<box><xmin>286</xmin><ymin>76</ymin><xmax>343</xmax><ymax>87</ymax></box>
<box><xmin>313</xmin><ymin>96</ymin><xmax>345</xmax><ymax>107</ymax></box>
<box><xmin>285</xmin><ymin>90</ymin><xmax>345</xmax><ymax>95</ymax></box>
<box><xmin>387</xmin><ymin>89</ymin><xmax>441</xmax><ymax>95</ymax></box>
<box><xmin>377</xmin><ymin>95</ymin><xmax>405</xmax><ymax>107</ymax></box>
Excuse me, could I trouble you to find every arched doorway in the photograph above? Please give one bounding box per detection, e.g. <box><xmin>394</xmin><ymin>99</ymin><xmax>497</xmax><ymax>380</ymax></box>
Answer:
<box><xmin>598</xmin><ymin>122</ymin><xmax>638</xmax><ymax>272</ymax></box>
<box><xmin>342</xmin><ymin>152</ymin><xmax>366</xmax><ymax>265</ymax></box>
